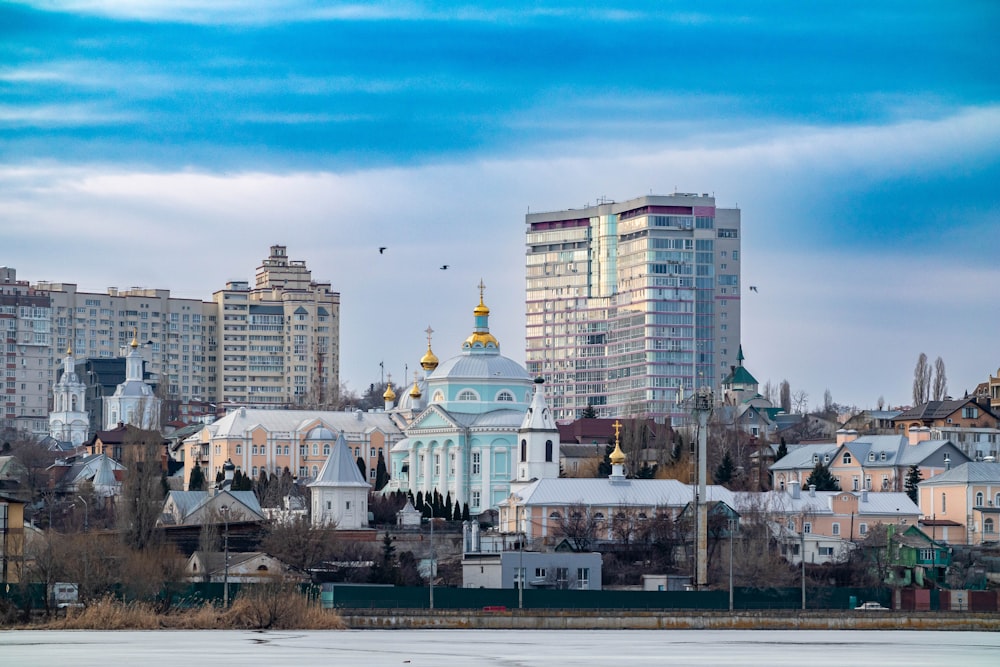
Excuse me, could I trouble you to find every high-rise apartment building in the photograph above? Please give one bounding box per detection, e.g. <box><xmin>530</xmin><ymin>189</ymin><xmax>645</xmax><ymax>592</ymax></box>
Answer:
<box><xmin>525</xmin><ymin>193</ymin><xmax>741</xmax><ymax>423</ymax></box>
<box><xmin>1</xmin><ymin>268</ymin><xmax>53</xmax><ymax>435</ymax></box>
<box><xmin>2</xmin><ymin>245</ymin><xmax>340</xmax><ymax>439</ymax></box>
<box><xmin>212</xmin><ymin>245</ymin><xmax>339</xmax><ymax>408</ymax></box>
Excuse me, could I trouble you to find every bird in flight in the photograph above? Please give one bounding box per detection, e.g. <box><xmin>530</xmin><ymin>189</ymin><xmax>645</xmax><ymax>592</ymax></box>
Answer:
<box><xmin>440</xmin><ymin>265</ymin><xmax>449</xmax><ymax>270</ymax></box>
<box><xmin>749</xmin><ymin>286</ymin><xmax>758</xmax><ymax>293</ymax></box>
<box><xmin>379</xmin><ymin>247</ymin><xmax>387</xmax><ymax>254</ymax></box>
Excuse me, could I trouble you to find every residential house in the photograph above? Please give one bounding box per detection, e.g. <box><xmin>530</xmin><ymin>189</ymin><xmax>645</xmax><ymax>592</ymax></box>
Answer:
<box><xmin>47</xmin><ymin>453</ymin><xmax>123</xmax><ymax>499</ymax></box>
<box><xmin>160</xmin><ymin>488</ymin><xmax>265</xmax><ymax>527</ymax></box>
<box><xmin>462</xmin><ymin>549</ymin><xmax>602</xmax><ymax>590</ymax></box>
<box><xmin>885</xmin><ymin>524</ymin><xmax>951</xmax><ymax>588</ymax></box>
<box><xmin>769</xmin><ymin>429</ymin><xmax>968</xmax><ymax>494</ymax></box>
<box><xmin>892</xmin><ymin>398</ymin><xmax>999</xmax><ymax>434</ymax></box>
<box><xmin>840</xmin><ymin>409</ymin><xmax>903</xmax><ymax>435</ymax></box>
<box><xmin>0</xmin><ymin>491</ymin><xmax>25</xmax><ymax>583</ymax></box>
<box><xmin>186</xmin><ymin>551</ymin><xmax>307</xmax><ymax>584</ymax></box>
<box><xmin>916</xmin><ymin>461</ymin><xmax>1000</xmax><ymax>545</ymax></box>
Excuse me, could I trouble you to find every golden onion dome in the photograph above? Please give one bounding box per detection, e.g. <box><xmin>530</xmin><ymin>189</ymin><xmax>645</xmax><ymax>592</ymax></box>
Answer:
<box><xmin>464</xmin><ymin>331</ymin><xmax>499</xmax><ymax>347</ymax></box>
<box><xmin>383</xmin><ymin>381</ymin><xmax>396</xmax><ymax>401</ymax></box>
<box><xmin>409</xmin><ymin>381</ymin><xmax>422</xmax><ymax>399</ymax></box>
<box><xmin>420</xmin><ymin>346</ymin><xmax>439</xmax><ymax>371</ymax></box>
<box><xmin>474</xmin><ymin>300</ymin><xmax>490</xmax><ymax>317</ymax></box>
<box><xmin>609</xmin><ymin>441</ymin><xmax>626</xmax><ymax>466</ymax></box>
<box><xmin>130</xmin><ymin>328</ymin><xmax>139</xmax><ymax>348</ymax></box>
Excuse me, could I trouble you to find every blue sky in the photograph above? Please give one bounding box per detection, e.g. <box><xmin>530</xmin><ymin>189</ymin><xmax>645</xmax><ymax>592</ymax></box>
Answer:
<box><xmin>2</xmin><ymin>1</ymin><xmax>999</xmax><ymax>410</ymax></box>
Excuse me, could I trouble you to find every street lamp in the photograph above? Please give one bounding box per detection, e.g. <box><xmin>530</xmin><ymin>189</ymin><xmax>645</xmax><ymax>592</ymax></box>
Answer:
<box><xmin>428</xmin><ymin>503</ymin><xmax>435</xmax><ymax>610</ymax></box>
<box><xmin>728</xmin><ymin>516</ymin><xmax>737</xmax><ymax>611</ymax></box>
<box><xmin>518</xmin><ymin>508</ymin><xmax>525</xmax><ymax>610</ymax></box>
<box><xmin>220</xmin><ymin>504</ymin><xmax>230</xmax><ymax>608</ymax></box>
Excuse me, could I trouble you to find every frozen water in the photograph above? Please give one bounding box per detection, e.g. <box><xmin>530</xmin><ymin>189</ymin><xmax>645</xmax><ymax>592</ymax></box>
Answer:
<box><xmin>1</xmin><ymin>629</ymin><xmax>998</xmax><ymax>666</ymax></box>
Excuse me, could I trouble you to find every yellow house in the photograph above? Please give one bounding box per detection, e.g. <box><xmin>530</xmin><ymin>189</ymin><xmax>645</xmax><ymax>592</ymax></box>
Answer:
<box><xmin>917</xmin><ymin>461</ymin><xmax>1000</xmax><ymax>545</ymax></box>
<box><xmin>180</xmin><ymin>407</ymin><xmax>402</xmax><ymax>489</ymax></box>
<box><xmin>1</xmin><ymin>492</ymin><xmax>26</xmax><ymax>583</ymax></box>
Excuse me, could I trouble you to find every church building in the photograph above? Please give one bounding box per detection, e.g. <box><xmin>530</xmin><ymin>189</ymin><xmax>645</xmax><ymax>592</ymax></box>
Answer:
<box><xmin>387</xmin><ymin>283</ymin><xmax>558</xmax><ymax>514</ymax></box>
<box><xmin>49</xmin><ymin>347</ymin><xmax>89</xmax><ymax>446</ymax></box>
<box><xmin>104</xmin><ymin>332</ymin><xmax>161</xmax><ymax>431</ymax></box>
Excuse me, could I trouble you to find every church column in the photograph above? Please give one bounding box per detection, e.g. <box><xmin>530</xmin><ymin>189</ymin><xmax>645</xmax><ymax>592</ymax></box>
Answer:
<box><xmin>454</xmin><ymin>442</ymin><xmax>465</xmax><ymax>507</ymax></box>
<box><xmin>423</xmin><ymin>443</ymin><xmax>433</xmax><ymax>495</ymax></box>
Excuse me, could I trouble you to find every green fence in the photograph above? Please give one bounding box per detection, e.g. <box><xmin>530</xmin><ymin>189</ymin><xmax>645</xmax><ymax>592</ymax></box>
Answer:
<box><xmin>322</xmin><ymin>584</ymin><xmax>891</xmax><ymax>611</ymax></box>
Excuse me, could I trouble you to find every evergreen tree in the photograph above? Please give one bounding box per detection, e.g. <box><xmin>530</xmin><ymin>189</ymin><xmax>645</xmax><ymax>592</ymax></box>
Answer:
<box><xmin>453</xmin><ymin>500</ymin><xmax>462</xmax><ymax>521</ymax></box>
<box><xmin>671</xmin><ymin>434</ymin><xmax>683</xmax><ymax>462</ymax></box>
<box><xmin>215</xmin><ymin>469</ymin><xmax>224</xmax><ymax>485</ymax></box>
<box><xmin>805</xmin><ymin>461</ymin><xmax>841</xmax><ymax>491</ymax></box>
<box><xmin>374</xmin><ymin>450</ymin><xmax>390</xmax><ymax>491</ymax></box>
<box><xmin>462</xmin><ymin>502</ymin><xmax>470</xmax><ymax>521</ymax></box>
<box><xmin>714</xmin><ymin>451</ymin><xmax>735</xmax><ymax>485</ymax></box>
<box><xmin>635</xmin><ymin>463</ymin><xmax>657</xmax><ymax>479</ymax></box>
<box><xmin>775</xmin><ymin>438</ymin><xmax>788</xmax><ymax>461</ymax></box>
<box><xmin>443</xmin><ymin>491</ymin><xmax>453</xmax><ymax>520</ymax></box>
<box><xmin>356</xmin><ymin>456</ymin><xmax>366</xmax><ymax>481</ymax></box>
<box><xmin>189</xmin><ymin>463</ymin><xmax>206</xmax><ymax>491</ymax></box>
<box><xmin>597</xmin><ymin>443</ymin><xmax>614</xmax><ymax>477</ymax></box>
<box><xmin>904</xmin><ymin>464</ymin><xmax>922</xmax><ymax>502</ymax></box>
<box><xmin>415</xmin><ymin>491</ymin><xmax>424</xmax><ymax>511</ymax></box>
<box><xmin>580</xmin><ymin>404</ymin><xmax>597</xmax><ymax>419</ymax></box>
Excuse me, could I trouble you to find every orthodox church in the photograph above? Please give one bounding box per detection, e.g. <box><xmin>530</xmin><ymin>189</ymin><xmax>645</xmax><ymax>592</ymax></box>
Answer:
<box><xmin>49</xmin><ymin>347</ymin><xmax>89</xmax><ymax>446</ymax></box>
<box><xmin>104</xmin><ymin>332</ymin><xmax>161</xmax><ymax>431</ymax></box>
<box><xmin>386</xmin><ymin>283</ymin><xmax>560</xmax><ymax>514</ymax></box>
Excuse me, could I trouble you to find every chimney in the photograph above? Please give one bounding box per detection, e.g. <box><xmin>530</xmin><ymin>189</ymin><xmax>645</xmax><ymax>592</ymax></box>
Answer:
<box><xmin>907</xmin><ymin>424</ymin><xmax>919</xmax><ymax>445</ymax></box>
<box><xmin>809</xmin><ymin>484</ymin><xmax>816</xmax><ymax>497</ymax></box>
<box><xmin>789</xmin><ymin>479</ymin><xmax>801</xmax><ymax>500</ymax></box>
<box><xmin>918</xmin><ymin>426</ymin><xmax>931</xmax><ymax>443</ymax></box>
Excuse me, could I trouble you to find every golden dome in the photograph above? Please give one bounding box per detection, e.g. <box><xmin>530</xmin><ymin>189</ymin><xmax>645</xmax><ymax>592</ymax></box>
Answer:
<box><xmin>130</xmin><ymin>328</ymin><xmax>139</xmax><ymax>348</ymax></box>
<box><xmin>420</xmin><ymin>325</ymin><xmax>439</xmax><ymax>371</ymax></box>
<box><xmin>66</xmin><ymin>346</ymin><xmax>73</xmax><ymax>356</ymax></box>
<box><xmin>383</xmin><ymin>381</ymin><xmax>396</xmax><ymax>401</ymax></box>
<box><xmin>420</xmin><ymin>346</ymin><xmax>439</xmax><ymax>371</ymax></box>
<box><xmin>609</xmin><ymin>441</ymin><xmax>626</xmax><ymax>466</ymax></box>
<box><xmin>474</xmin><ymin>300</ymin><xmax>490</xmax><ymax>317</ymax></box>
<box><xmin>409</xmin><ymin>381</ymin><xmax>422</xmax><ymax>399</ymax></box>
<box><xmin>464</xmin><ymin>331</ymin><xmax>499</xmax><ymax>347</ymax></box>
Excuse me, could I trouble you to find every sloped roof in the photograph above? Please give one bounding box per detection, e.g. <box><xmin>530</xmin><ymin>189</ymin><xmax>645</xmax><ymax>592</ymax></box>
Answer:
<box><xmin>920</xmin><ymin>461</ymin><xmax>1000</xmax><ymax>486</ymax></box>
<box><xmin>894</xmin><ymin>398</ymin><xmax>995</xmax><ymax>422</ymax></box>
<box><xmin>207</xmin><ymin>408</ymin><xmax>401</xmax><ymax>440</ymax></box>
<box><xmin>514</xmin><ymin>477</ymin><xmax>735</xmax><ymax>508</ymax></box>
<box><xmin>309</xmin><ymin>435</ymin><xmax>369</xmax><ymax>488</ymax></box>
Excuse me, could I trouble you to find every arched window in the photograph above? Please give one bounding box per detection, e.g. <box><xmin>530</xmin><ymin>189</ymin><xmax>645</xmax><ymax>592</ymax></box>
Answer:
<box><xmin>497</xmin><ymin>390</ymin><xmax>514</xmax><ymax>402</ymax></box>
<box><xmin>995</xmin><ymin>492</ymin><xmax>1000</xmax><ymax>508</ymax></box>
<box><xmin>520</xmin><ymin>439</ymin><xmax>527</xmax><ymax>462</ymax></box>
<box><xmin>458</xmin><ymin>389</ymin><xmax>478</xmax><ymax>401</ymax></box>
<box><xmin>638</xmin><ymin>513</ymin><xmax>647</xmax><ymax>520</ymax></box>
<box><xmin>432</xmin><ymin>390</ymin><xmax>444</xmax><ymax>402</ymax></box>
<box><xmin>842</xmin><ymin>452</ymin><xmax>852</xmax><ymax>464</ymax></box>
<box><xmin>549</xmin><ymin>511</ymin><xmax>561</xmax><ymax>520</ymax></box>
<box><xmin>985</xmin><ymin>518</ymin><xmax>995</xmax><ymax>535</ymax></box>
<box><xmin>545</xmin><ymin>440</ymin><xmax>553</xmax><ymax>462</ymax></box>
<box><xmin>323</xmin><ymin>444</ymin><xmax>331</xmax><ymax>456</ymax></box>
<box><xmin>594</xmin><ymin>512</ymin><xmax>605</xmax><ymax>520</ymax></box>
<box><xmin>311</xmin><ymin>465</ymin><xmax>318</xmax><ymax>477</ymax></box>
<box><xmin>976</xmin><ymin>492</ymin><xmax>984</xmax><ymax>506</ymax></box>
<box><xmin>312</xmin><ymin>443</ymin><xmax>318</xmax><ymax>455</ymax></box>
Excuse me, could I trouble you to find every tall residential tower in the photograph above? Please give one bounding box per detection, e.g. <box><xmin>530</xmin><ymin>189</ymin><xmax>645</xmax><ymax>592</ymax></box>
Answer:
<box><xmin>525</xmin><ymin>193</ymin><xmax>741</xmax><ymax>422</ymax></box>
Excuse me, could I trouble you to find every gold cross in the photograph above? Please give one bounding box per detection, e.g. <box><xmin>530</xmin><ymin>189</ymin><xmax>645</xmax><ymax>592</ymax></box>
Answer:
<box><xmin>613</xmin><ymin>420</ymin><xmax>622</xmax><ymax>446</ymax></box>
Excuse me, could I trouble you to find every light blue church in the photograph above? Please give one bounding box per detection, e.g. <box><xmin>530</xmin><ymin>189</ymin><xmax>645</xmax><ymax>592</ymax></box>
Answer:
<box><xmin>387</xmin><ymin>283</ymin><xmax>559</xmax><ymax>514</ymax></box>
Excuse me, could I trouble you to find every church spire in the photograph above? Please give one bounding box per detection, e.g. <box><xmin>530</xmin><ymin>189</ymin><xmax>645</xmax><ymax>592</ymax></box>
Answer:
<box><xmin>463</xmin><ymin>280</ymin><xmax>499</xmax><ymax>351</ymax></box>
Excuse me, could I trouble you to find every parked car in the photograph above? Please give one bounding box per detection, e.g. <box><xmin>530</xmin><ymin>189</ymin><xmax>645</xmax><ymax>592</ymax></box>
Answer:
<box><xmin>855</xmin><ymin>601</ymin><xmax>889</xmax><ymax>610</ymax></box>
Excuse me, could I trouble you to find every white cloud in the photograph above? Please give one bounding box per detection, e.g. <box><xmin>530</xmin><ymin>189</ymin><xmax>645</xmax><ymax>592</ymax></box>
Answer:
<box><xmin>2</xmin><ymin>105</ymin><xmax>997</xmax><ymax>402</ymax></box>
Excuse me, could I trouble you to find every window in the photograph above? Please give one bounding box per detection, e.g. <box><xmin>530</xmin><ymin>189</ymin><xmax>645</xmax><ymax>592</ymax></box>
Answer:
<box><xmin>832</xmin><ymin>523</ymin><xmax>840</xmax><ymax>536</ymax></box>
<box><xmin>370</xmin><ymin>447</ymin><xmax>376</xmax><ymax>458</ymax></box>
<box><xmin>976</xmin><ymin>492</ymin><xmax>984</xmax><ymax>506</ymax></box>
<box><xmin>236</xmin><ymin>444</ymin><xmax>242</xmax><ymax>454</ymax></box>
<box><xmin>919</xmin><ymin>548</ymin><xmax>934</xmax><ymax>561</ymax></box>
<box><xmin>859</xmin><ymin>523</ymin><xmax>868</xmax><ymax>536</ymax></box>
<box><xmin>457</xmin><ymin>389</ymin><xmax>477</xmax><ymax>401</ymax></box>
<box><xmin>520</xmin><ymin>439</ymin><xmax>527</xmax><ymax>462</ymax></box>
<box><xmin>449</xmin><ymin>453</ymin><xmax>456</xmax><ymax>476</ymax></box>
<box><xmin>868</xmin><ymin>452</ymin><xmax>874</xmax><ymax>462</ymax></box>
<box><xmin>941</xmin><ymin>493</ymin><xmax>947</xmax><ymax>513</ymax></box>
<box><xmin>345</xmin><ymin>501</ymin><xmax>351</xmax><ymax>510</ymax></box>
<box><xmin>534</xmin><ymin>568</ymin><xmax>546</xmax><ymax>578</ymax></box>
<box><xmin>471</xmin><ymin>490</ymin><xmax>481</xmax><ymax>508</ymax></box>
<box><xmin>577</xmin><ymin>568</ymin><xmax>590</xmax><ymax>588</ymax></box>
<box><xmin>497</xmin><ymin>390</ymin><xmax>514</xmax><ymax>402</ymax></box>
<box><xmin>555</xmin><ymin>568</ymin><xmax>568</xmax><ymax>588</ymax></box>
<box><xmin>818</xmin><ymin>546</ymin><xmax>834</xmax><ymax>556</ymax></box>
<box><xmin>300</xmin><ymin>445</ymin><xmax>307</xmax><ymax>456</ymax></box>
<box><xmin>985</xmin><ymin>518</ymin><xmax>995</xmax><ymax>535</ymax></box>
<box><xmin>545</xmin><ymin>440</ymin><xmax>553</xmax><ymax>462</ymax></box>
<box><xmin>853</xmin><ymin>477</ymin><xmax>859</xmax><ymax>491</ymax></box>
<box><xmin>803</xmin><ymin>522</ymin><xmax>812</xmax><ymax>534</ymax></box>
<box><xmin>299</xmin><ymin>466</ymin><xmax>307</xmax><ymax>477</ymax></box>
<box><xmin>865</xmin><ymin>476</ymin><xmax>872</xmax><ymax>490</ymax></box>
<box><xmin>880</xmin><ymin>451</ymin><xmax>887</xmax><ymax>461</ymax></box>
<box><xmin>549</xmin><ymin>511</ymin><xmax>561</xmax><ymax>519</ymax></box>
<box><xmin>323</xmin><ymin>444</ymin><xmax>330</xmax><ymax>456</ymax></box>
<box><xmin>434</xmin><ymin>454</ymin><xmax>440</xmax><ymax>476</ymax></box>
<box><xmin>312</xmin><ymin>444</ymin><xmax>318</xmax><ymax>456</ymax></box>
<box><xmin>842</xmin><ymin>452</ymin><xmax>852</xmax><ymax>464</ymax></box>
<box><xmin>472</xmin><ymin>451</ymin><xmax>481</xmax><ymax>475</ymax></box>
<box><xmin>963</xmin><ymin>406</ymin><xmax>979</xmax><ymax>419</ymax></box>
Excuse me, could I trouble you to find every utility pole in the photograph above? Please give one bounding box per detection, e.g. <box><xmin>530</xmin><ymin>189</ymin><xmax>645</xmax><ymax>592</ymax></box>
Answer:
<box><xmin>428</xmin><ymin>504</ymin><xmax>434</xmax><ymax>610</ymax></box>
<box><xmin>692</xmin><ymin>386</ymin><xmax>712</xmax><ymax>590</ymax></box>
<box><xmin>221</xmin><ymin>504</ymin><xmax>230</xmax><ymax>608</ymax></box>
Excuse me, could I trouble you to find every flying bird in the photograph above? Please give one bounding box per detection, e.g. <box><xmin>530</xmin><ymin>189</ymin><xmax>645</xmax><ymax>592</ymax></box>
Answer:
<box><xmin>379</xmin><ymin>247</ymin><xmax>387</xmax><ymax>254</ymax></box>
<box><xmin>440</xmin><ymin>265</ymin><xmax>449</xmax><ymax>270</ymax></box>
<box><xmin>749</xmin><ymin>286</ymin><xmax>758</xmax><ymax>293</ymax></box>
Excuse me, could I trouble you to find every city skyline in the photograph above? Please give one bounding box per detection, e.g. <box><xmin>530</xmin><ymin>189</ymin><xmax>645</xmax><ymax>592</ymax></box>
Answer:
<box><xmin>2</xmin><ymin>2</ymin><xmax>999</xmax><ymax>411</ymax></box>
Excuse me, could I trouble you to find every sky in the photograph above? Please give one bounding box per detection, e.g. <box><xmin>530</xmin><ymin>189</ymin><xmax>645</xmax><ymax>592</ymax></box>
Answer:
<box><xmin>2</xmin><ymin>1</ymin><xmax>999</xmax><ymax>411</ymax></box>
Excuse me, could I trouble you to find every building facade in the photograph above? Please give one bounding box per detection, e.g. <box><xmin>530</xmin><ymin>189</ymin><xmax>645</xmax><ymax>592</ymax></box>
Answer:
<box><xmin>48</xmin><ymin>347</ymin><xmax>89</xmax><ymax>445</ymax></box>
<box><xmin>211</xmin><ymin>245</ymin><xmax>340</xmax><ymax>408</ymax></box>
<box><xmin>525</xmin><ymin>193</ymin><xmax>741</xmax><ymax>422</ymax></box>
<box><xmin>1</xmin><ymin>268</ymin><xmax>53</xmax><ymax>436</ymax></box>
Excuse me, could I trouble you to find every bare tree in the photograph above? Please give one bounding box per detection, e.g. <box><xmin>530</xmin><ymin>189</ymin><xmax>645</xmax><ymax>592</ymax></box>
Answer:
<box><xmin>791</xmin><ymin>390</ymin><xmax>809</xmax><ymax>415</ymax></box>
<box><xmin>932</xmin><ymin>356</ymin><xmax>948</xmax><ymax>401</ymax></box>
<box><xmin>259</xmin><ymin>516</ymin><xmax>340</xmax><ymax>572</ymax></box>
<box><xmin>117</xmin><ymin>427</ymin><xmax>167</xmax><ymax>551</ymax></box>
<box><xmin>761</xmin><ymin>380</ymin><xmax>775</xmax><ymax>405</ymax></box>
<box><xmin>876</xmin><ymin>395</ymin><xmax>885</xmax><ymax>410</ymax></box>
<box><xmin>779</xmin><ymin>380</ymin><xmax>791</xmax><ymax>413</ymax></box>
<box><xmin>913</xmin><ymin>353</ymin><xmax>931</xmax><ymax>405</ymax></box>
<box><xmin>554</xmin><ymin>504</ymin><xmax>601</xmax><ymax>551</ymax></box>
<box><xmin>823</xmin><ymin>389</ymin><xmax>833</xmax><ymax>413</ymax></box>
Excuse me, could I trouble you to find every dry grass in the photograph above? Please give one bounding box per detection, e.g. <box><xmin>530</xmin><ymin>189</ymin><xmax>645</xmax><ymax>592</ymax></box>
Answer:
<box><xmin>31</xmin><ymin>592</ymin><xmax>343</xmax><ymax>631</ymax></box>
